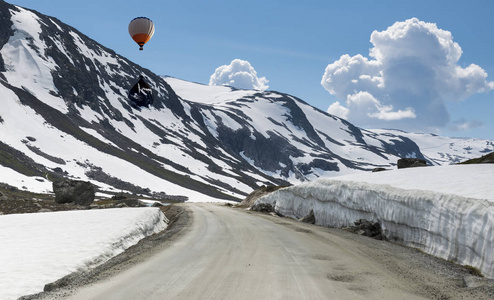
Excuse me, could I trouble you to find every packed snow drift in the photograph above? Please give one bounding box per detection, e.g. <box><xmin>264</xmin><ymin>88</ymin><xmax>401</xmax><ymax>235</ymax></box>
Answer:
<box><xmin>0</xmin><ymin>207</ymin><xmax>166</xmax><ymax>300</ymax></box>
<box><xmin>255</xmin><ymin>164</ymin><xmax>494</xmax><ymax>279</ymax></box>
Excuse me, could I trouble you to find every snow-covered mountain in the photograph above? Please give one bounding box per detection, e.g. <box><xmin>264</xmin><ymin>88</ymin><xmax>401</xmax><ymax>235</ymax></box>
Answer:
<box><xmin>371</xmin><ymin>129</ymin><xmax>494</xmax><ymax>165</ymax></box>
<box><xmin>0</xmin><ymin>2</ymin><xmax>492</xmax><ymax>201</ymax></box>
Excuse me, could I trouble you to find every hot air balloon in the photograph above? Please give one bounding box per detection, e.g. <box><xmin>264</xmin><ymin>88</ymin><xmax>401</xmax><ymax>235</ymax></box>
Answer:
<box><xmin>128</xmin><ymin>17</ymin><xmax>155</xmax><ymax>50</ymax></box>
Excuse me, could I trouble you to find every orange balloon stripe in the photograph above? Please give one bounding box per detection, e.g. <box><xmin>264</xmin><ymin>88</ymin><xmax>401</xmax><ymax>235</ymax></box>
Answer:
<box><xmin>132</xmin><ymin>33</ymin><xmax>152</xmax><ymax>45</ymax></box>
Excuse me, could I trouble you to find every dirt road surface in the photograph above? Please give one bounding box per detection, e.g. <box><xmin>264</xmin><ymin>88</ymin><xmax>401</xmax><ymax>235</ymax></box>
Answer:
<box><xmin>59</xmin><ymin>203</ymin><xmax>491</xmax><ymax>300</ymax></box>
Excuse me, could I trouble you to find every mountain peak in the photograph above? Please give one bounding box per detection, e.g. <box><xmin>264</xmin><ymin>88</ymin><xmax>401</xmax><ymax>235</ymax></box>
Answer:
<box><xmin>1</xmin><ymin>3</ymin><xmax>492</xmax><ymax>200</ymax></box>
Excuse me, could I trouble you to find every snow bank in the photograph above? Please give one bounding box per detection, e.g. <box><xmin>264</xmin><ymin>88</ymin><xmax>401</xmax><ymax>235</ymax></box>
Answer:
<box><xmin>256</xmin><ymin>165</ymin><xmax>494</xmax><ymax>278</ymax></box>
<box><xmin>0</xmin><ymin>208</ymin><xmax>166</xmax><ymax>300</ymax></box>
<box><xmin>0</xmin><ymin>165</ymin><xmax>52</xmax><ymax>193</ymax></box>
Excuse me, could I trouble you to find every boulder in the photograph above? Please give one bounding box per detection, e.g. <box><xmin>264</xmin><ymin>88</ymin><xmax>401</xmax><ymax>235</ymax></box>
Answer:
<box><xmin>298</xmin><ymin>209</ymin><xmax>316</xmax><ymax>224</ymax></box>
<box><xmin>463</xmin><ymin>275</ymin><xmax>494</xmax><ymax>288</ymax></box>
<box><xmin>251</xmin><ymin>202</ymin><xmax>274</xmax><ymax>213</ymax></box>
<box><xmin>52</xmin><ymin>179</ymin><xmax>95</xmax><ymax>206</ymax></box>
<box><xmin>347</xmin><ymin>219</ymin><xmax>383</xmax><ymax>240</ymax></box>
<box><xmin>397</xmin><ymin>158</ymin><xmax>427</xmax><ymax>169</ymax></box>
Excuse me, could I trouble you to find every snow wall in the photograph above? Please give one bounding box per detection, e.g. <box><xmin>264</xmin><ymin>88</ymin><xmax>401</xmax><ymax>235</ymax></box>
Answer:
<box><xmin>255</xmin><ymin>180</ymin><xmax>494</xmax><ymax>279</ymax></box>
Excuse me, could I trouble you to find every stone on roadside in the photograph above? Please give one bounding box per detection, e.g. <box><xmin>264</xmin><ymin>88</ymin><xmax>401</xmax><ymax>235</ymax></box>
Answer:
<box><xmin>463</xmin><ymin>275</ymin><xmax>494</xmax><ymax>288</ymax></box>
<box><xmin>347</xmin><ymin>219</ymin><xmax>383</xmax><ymax>240</ymax></box>
<box><xmin>251</xmin><ymin>202</ymin><xmax>274</xmax><ymax>213</ymax></box>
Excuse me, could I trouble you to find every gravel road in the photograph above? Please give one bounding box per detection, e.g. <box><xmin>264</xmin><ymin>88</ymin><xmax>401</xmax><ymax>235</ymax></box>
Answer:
<box><xmin>33</xmin><ymin>203</ymin><xmax>493</xmax><ymax>300</ymax></box>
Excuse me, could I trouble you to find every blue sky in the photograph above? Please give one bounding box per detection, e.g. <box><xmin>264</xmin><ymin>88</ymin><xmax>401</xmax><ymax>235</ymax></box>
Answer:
<box><xmin>7</xmin><ymin>0</ymin><xmax>494</xmax><ymax>140</ymax></box>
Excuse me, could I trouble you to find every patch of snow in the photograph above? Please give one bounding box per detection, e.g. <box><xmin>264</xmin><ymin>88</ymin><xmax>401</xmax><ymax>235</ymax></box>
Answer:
<box><xmin>80</xmin><ymin>127</ymin><xmax>120</xmax><ymax>149</ymax></box>
<box><xmin>165</xmin><ymin>76</ymin><xmax>256</xmax><ymax>104</ymax></box>
<box><xmin>0</xmin><ymin>208</ymin><xmax>166</xmax><ymax>300</ymax></box>
<box><xmin>1</xmin><ymin>7</ymin><xmax>68</xmax><ymax>113</ymax></box>
<box><xmin>0</xmin><ymin>165</ymin><xmax>51</xmax><ymax>193</ymax></box>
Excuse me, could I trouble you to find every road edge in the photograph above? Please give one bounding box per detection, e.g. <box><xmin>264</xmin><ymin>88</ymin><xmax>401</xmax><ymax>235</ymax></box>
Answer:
<box><xmin>19</xmin><ymin>204</ymin><xmax>191</xmax><ymax>300</ymax></box>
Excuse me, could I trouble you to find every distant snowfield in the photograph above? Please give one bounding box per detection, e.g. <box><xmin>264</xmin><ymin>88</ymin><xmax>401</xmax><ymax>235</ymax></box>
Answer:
<box><xmin>257</xmin><ymin>164</ymin><xmax>494</xmax><ymax>278</ymax></box>
<box><xmin>0</xmin><ymin>208</ymin><xmax>166</xmax><ymax>300</ymax></box>
<box><xmin>164</xmin><ymin>77</ymin><xmax>256</xmax><ymax>104</ymax></box>
<box><xmin>370</xmin><ymin>129</ymin><xmax>494</xmax><ymax>165</ymax></box>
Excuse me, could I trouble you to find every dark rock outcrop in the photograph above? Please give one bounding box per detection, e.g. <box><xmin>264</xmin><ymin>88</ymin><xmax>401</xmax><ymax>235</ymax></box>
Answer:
<box><xmin>52</xmin><ymin>179</ymin><xmax>95</xmax><ymax>206</ymax></box>
<box><xmin>460</xmin><ymin>151</ymin><xmax>494</xmax><ymax>164</ymax></box>
<box><xmin>346</xmin><ymin>219</ymin><xmax>383</xmax><ymax>240</ymax></box>
<box><xmin>251</xmin><ymin>202</ymin><xmax>274</xmax><ymax>213</ymax></box>
<box><xmin>397</xmin><ymin>158</ymin><xmax>427</xmax><ymax>169</ymax></box>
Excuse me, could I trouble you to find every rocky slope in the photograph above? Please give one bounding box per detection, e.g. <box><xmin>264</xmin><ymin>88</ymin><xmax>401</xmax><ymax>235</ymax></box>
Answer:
<box><xmin>0</xmin><ymin>1</ymin><xmax>492</xmax><ymax>201</ymax></box>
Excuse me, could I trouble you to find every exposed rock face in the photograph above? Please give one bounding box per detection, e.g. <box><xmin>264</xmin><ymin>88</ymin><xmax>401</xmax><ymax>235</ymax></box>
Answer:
<box><xmin>52</xmin><ymin>179</ymin><xmax>95</xmax><ymax>206</ymax></box>
<box><xmin>397</xmin><ymin>158</ymin><xmax>427</xmax><ymax>169</ymax></box>
<box><xmin>372</xmin><ymin>167</ymin><xmax>388</xmax><ymax>172</ymax></box>
<box><xmin>239</xmin><ymin>185</ymin><xmax>287</xmax><ymax>207</ymax></box>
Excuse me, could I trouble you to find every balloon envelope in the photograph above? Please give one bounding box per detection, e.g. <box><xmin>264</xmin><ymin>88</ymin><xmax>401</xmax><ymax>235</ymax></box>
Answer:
<box><xmin>128</xmin><ymin>17</ymin><xmax>155</xmax><ymax>50</ymax></box>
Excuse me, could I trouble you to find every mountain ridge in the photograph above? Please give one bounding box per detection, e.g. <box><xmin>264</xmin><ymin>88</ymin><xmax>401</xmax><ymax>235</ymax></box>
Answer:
<box><xmin>0</xmin><ymin>1</ymin><xmax>493</xmax><ymax>201</ymax></box>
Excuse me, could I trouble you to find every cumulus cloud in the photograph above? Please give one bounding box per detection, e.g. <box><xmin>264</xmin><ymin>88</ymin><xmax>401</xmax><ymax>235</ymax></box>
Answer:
<box><xmin>209</xmin><ymin>59</ymin><xmax>269</xmax><ymax>90</ymax></box>
<box><xmin>322</xmin><ymin>18</ymin><xmax>494</xmax><ymax>131</ymax></box>
<box><xmin>327</xmin><ymin>101</ymin><xmax>349</xmax><ymax>120</ymax></box>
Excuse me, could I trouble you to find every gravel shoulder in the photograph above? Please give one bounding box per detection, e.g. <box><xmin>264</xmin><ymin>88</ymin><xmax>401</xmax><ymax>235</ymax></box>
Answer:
<box><xmin>265</xmin><ymin>211</ymin><xmax>494</xmax><ymax>299</ymax></box>
<box><xmin>20</xmin><ymin>203</ymin><xmax>494</xmax><ymax>299</ymax></box>
<box><xmin>20</xmin><ymin>204</ymin><xmax>192</xmax><ymax>300</ymax></box>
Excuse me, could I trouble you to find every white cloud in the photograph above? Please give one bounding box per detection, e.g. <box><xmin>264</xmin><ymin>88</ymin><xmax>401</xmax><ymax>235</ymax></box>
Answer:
<box><xmin>343</xmin><ymin>91</ymin><xmax>416</xmax><ymax>123</ymax></box>
<box><xmin>209</xmin><ymin>59</ymin><xmax>269</xmax><ymax>90</ymax></box>
<box><xmin>321</xmin><ymin>18</ymin><xmax>493</xmax><ymax>131</ymax></box>
<box><xmin>327</xmin><ymin>101</ymin><xmax>349</xmax><ymax>119</ymax></box>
